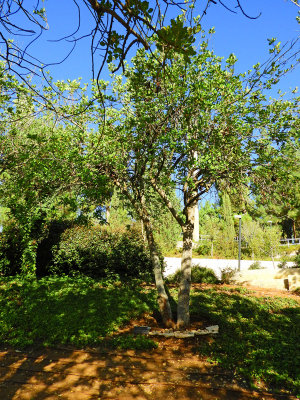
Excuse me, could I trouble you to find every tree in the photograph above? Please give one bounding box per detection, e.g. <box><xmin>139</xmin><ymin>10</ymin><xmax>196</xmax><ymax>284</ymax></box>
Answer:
<box><xmin>219</xmin><ymin>193</ymin><xmax>236</xmax><ymax>258</ymax></box>
<box><xmin>242</xmin><ymin>217</ymin><xmax>265</xmax><ymax>260</ymax></box>
<box><xmin>102</xmin><ymin>33</ymin><xmax>299</xmax><ymax>327</ymax></box>
<box><xmin>251</xmin><ymin>145</ymin><xmax>300</xmax><ymax>238</ymax></box>
<box><xmin>0</xmin><ymin>69</ymin><xmax>110</xmax><ymax>275</ymax></box>
<box><xmin>82</xmin><ymin>91</ymin><xmax>175</xmax><ymax>327</ymax></box>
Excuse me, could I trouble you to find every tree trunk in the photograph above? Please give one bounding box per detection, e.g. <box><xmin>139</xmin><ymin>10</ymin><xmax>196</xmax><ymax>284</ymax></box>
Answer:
<box><xmin>177</xmin><ymin>217</ymin><xmax>194</xmax><ymax>329</ymax></box>
<box><xmin>143</xmin><ymin>217</ymin><xmax>174</xmax><ymax>328</ymax></box>
<box><xmin>193</xmin><ymin>201</ymin><xmax>199</xmax><ymax>242</ymax></box>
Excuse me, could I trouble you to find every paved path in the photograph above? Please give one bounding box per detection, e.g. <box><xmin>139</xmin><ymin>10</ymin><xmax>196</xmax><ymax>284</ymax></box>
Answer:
<box><xmin>164</xmin><ymin>257</ymin><xmax>295</xmax><ymax>279</ymax></box>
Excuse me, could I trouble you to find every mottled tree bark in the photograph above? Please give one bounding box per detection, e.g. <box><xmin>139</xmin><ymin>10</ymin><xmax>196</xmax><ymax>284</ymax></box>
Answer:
<box><xmin>177</xmin><ymin>202</ymin><xmax>195</xmax><ymax>329</ymax></box>
<box><xmin>143</xmin><ymin>216</ymin><xmax>174</xmax><ymax>328</ymax></box>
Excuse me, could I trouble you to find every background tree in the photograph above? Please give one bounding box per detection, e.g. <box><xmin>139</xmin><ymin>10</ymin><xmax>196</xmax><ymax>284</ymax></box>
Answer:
<box><xmin>242</xmin><ymin>217</ymin><xmax>265</xmax><ymax>260</ymax></box>
<box><xmin>252</xmin><ymin>145</ymin><xmax>300</xmax><ymax>238</ymax></box>
<box><xmin>219</xmin><ymin>193</ymin><xmax>236</xmax><ymax>258</ymax></box>
<box><xmin>0</xmin><ymin>70</ymin><xmax>110</xmax><ymax>275</ymax></box>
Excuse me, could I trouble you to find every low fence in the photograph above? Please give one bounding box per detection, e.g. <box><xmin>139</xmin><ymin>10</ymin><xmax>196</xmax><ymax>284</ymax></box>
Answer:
<box><xmin>279</xmin><ymin>238</ymin><xmax>300</xmax><ymax>246</ymax></box>
<box><xmin>177</xmin><ymin>237</ymin><xmax>300</xmax><ymax>248</ymax></box>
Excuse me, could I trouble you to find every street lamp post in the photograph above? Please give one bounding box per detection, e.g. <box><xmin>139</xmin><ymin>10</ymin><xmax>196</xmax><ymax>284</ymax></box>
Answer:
<box><xmin>234</xmin><ymin>215</ymin><xmax>242</xmax><ymax>272</ymax></box>
<box><xmin>267</xmin><ymin>220</ymin><xmax>275</xmax><ymax>268</ymax></box>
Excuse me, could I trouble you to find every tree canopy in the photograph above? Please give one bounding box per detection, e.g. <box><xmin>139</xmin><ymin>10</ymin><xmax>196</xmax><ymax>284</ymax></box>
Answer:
<box><xmin>0</xmin><ymin>0</ymin><xmax>299</xmax><ymax>82</ymax></box>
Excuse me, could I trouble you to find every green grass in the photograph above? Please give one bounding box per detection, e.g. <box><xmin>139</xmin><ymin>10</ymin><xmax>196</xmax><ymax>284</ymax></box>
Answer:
<box><xmin>0</xmin><ymin>276</ymin><xmax>299</xmax><ymax>395</ymax></box>
<box><xmin>190</xmin><ymin>287</ymin><xmax>300</xmax><ymax>395</ymax></box>
<box><xmin>0</xmin><ymin>275</ymin><xmax>157</xmax><ymax>348</ymax></box>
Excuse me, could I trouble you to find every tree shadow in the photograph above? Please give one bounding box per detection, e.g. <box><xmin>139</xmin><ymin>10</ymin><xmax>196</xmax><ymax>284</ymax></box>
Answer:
<box><xmin>190</xmin><ymin>287</ymin><xmax>300</xmax><ymax>396</ymax></box>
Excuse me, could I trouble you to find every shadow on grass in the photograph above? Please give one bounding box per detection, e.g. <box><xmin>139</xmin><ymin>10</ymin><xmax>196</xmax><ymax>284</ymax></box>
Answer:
<box><xmin>190</xmin><ymin>287</ymin><xmax>300</xmax><ymax>395</ymax></box>
<box><xmin>1</xmin><ymin>277</ymin><xmax>299</xmax><ymax>398</ymax></box>
<box><xmin>0</xmin><ymin>276</ymin><xmax>158</xmax><ymax>348</ymax></box>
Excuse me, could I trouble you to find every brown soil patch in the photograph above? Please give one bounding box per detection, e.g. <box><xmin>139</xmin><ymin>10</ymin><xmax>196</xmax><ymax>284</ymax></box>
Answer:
<box><xmin>0</xmin><ymin>285</ymin><xmax>299</xmax><ymax>400</ymax></box>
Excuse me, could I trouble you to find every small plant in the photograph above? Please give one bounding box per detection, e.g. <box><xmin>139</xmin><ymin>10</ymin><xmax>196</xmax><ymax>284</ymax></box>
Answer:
<box><xmin>248</xmin><ymin>261</ymin><xmax>264</xmax><ymax>270</ymax></box>
<box><xmin>294</xmin><ymin>251</ymin><xmax>300</xmax><ymax>268</ymax></box>
<box><xmin>220</xmin><ymin>267</ymin><xmax>236</xmax><ymax>284</ymax></box>
<box><xmin>278</xmin><ymin>260</ymin><xmax>288</xmax><ymax>269</ymax></box>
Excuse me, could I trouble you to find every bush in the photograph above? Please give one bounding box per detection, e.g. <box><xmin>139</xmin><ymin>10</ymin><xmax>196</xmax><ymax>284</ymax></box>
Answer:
<box><xmin>279</xmin><ymin>244</ymin><xmax>300</xmax><ymax>256</ymax></box>
<box><xmin>195</xmin><ymin>242</ymin><xmax>211</xmax><ymax>256</ymax></box>
<box><xmin>220</xmin><ymin>266</ymin><xmax>236</xmax><ymax>284</ymax></box>
<box><xmin>0</xmin><ymin>224</ymin><xmax>23</xmax><ymax>276</ymax></box>
<box><xmin>50</xmin><ymin>224</ymin><xmax>158</xmax><ymax>281</ymax></box>
<box><xmin>191</xmin><ymin>266</ymin><xmax>219</xmax><ymax>283</ymax></box>
<box><xmin>249</xmin><ymin>261</ymin><xmax>264</xmax><ymax>270</ymax></box>
<box><xmin>36</xmin><ymin>220</ymin><xmax>73</xmax><ymax>277</ymax></box>
<box><xmin>166</xmin><ymin>265</ymin><xmax>219</xmax><ymax>284</ymax></box>
<box><xmin>294</xmin><ymin>250</ymin><xmax>300</xmax><ymax>268</ymax></box>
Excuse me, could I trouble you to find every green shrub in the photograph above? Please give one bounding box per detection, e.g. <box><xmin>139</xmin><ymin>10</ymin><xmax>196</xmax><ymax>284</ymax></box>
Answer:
<box><xmin>294</xmin><ymin>250</ymin><xmax>300</xmax><ymax>268</ymax></box>
<box><xmin>36</xmin><ymin>220</ymin><xmax>73</xmax><ymax>277</ymax></box>
<box><xmin>51</xmin><ymin>224</ymin><xmax>158</xmax><ymax>281</ymax></box>
<box><xmin>248</xmin><ymin>261</ymin><xmax>264</xmax><ymax>270</ymax></box>
<box><xmin>166</xmin><ymin>265</ymin><xmax>219</xmax><ymax>284</ymax></box>
<box><xmin>191</xmin><ymin>266</ymin><xmax>219</xmax><ymax>283</ymax></box>
<box><xmin>195</xmin><ymin>242</ymin><xmax>211</xmax><ymax>256</ymax></box>
<box><xmin>0</xmin><ymin>224</ymin><xmax>23</xmax><ymax>276</ymax></box>
<box><xmin>220</xmin><ymin>266</ymin><xmax>236</xmax><ymax>284</ymax></box>
<box><xmin>279</xmin><ymin>244</ymin><xmax>300</xmax><ymax>256</ymax></box>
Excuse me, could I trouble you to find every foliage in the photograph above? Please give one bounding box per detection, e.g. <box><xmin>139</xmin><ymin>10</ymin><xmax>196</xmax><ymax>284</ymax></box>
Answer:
<box><xmin>248</xmin><ymin>261</ymin><xmax>264</xmax><ymax>270</ymax></box>
<box><xmin>109</xmin><ymin>334</ymin><xmax>158</xmax><ymax>350</ymax></box>
<box><xmin>252</xmin><ymin>146</ymin><xmax>300</xmax><ymax>238</ymax></box>
<box><xmin>108</xmin><ymin>189</ymin><xmax>182</xmax><ymax>254</ymax></box>
<box><xmin>279</xmin><ymin>244</ymin><xmax>300</xmax><ymax>256</ymax></box>
<box><xmin>166</xmin><ymin>265</ymin><xmax>219</xmax><ymax>284</ymax></box>
<box><xmin>191</xmin><ymin>287</ymin><xmax>300</xmax><ymax>394</ymax></box>
<box><xmin>152</xmin><ymin>191</ymin><xmax>182</xmax><ymax>253</ymax></box>
<box><xmin>294</xmin><ymin>250</ymin><xmax>300</xmax><ymax>268</ymax></box>
<box><xmin>0</xmin><ymin>69</ymin><xmax>111</xmax><ymax>276</ymax></box>
<box><xmin>0</xmin><ymin>276</ymin><xmax>157</xmax><ymax>348</ymax></box>
<box><xmin>195</xmin><ymin>241</ymin><xmax>211</xmax><ymax>256</ymax></box>
<box><xmin>242</xmin><ymin>217</ymin><xmax>265</xmax><ymax>259</ymax></box>
<box><xmin>220</xmin><ymin>267</ymin><xmax>237</xmax><ymax>284</ymax></box>
<box><xmin>217</xmin><ymin>194</ymin><xmax>237</xmax><ymax>258</ymax></box>
<box><xmin>1</xmin><ymin>276</ymin><xmax>299</xmax><ymax>393</ymax></box>
<box><xmin>0</xmin><ymin>223</ymin><xmax>23</xmax><ymax>276</ymax></box>
<box><xmin>0</xmin><ymin>0</ymin><xmax>203</xmax><ymax>80</ymax></box>
<box><xmin>91</xmin><ymin>34</ymin><xmax>299</xmax><ymax>327</ymax></box>
<box><xmin>51</xmin><ymin>224</ymin><xmax>158</xmax><ymax>281</ymax></box>
<box><xmin>35</xmin><ymin>220</ymin><xmax>75</xmax><ymax>277</ymax></box>
<box><xmin>263</xmin><ymin>225</ymin><xmax>282</xmax><ymax>261</ymax></box>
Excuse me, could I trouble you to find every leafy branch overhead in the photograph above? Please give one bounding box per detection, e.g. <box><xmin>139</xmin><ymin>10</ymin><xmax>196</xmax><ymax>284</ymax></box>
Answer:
<box><xmin>0</xmin><ymin>0</ymin><xmax>298</xmax><ymax>82</ymax></box>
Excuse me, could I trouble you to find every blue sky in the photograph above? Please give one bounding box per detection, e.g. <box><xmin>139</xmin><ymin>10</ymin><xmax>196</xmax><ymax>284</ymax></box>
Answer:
<box><xmin>24</xmin><ymin>0</ymin><xmax>299</xmax><ymax>95</ymax></box>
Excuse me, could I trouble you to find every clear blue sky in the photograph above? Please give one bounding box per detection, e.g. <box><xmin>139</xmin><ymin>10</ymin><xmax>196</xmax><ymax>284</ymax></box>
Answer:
<box><xmin>25</xmin><ymin>0</ymin><xmax>299</xmax><ymax>95</ymax></box>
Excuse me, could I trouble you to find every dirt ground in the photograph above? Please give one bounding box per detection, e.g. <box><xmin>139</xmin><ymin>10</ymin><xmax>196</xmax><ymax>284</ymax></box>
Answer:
<box><xmin>0</xmin><ymin>285</ymin><xmax>299</xmax><ymax>400</ymax></box>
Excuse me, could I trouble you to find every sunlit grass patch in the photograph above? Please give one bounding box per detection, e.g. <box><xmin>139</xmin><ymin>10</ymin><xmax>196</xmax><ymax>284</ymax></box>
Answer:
<box><xmin>0</xmin><ymin>276</ymin><xmax>157</xmax><ymax>348</ymax></box>
<box><xmin>190</xmin><ymin>287</ymin><xmax>300</xmax><ymax>394</ymax></box>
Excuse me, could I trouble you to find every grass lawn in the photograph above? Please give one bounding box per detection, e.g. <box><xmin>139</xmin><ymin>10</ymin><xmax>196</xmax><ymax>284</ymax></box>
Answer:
<box><xmin>0</xmin><ymin>276</ymin><xmax>299</xmax><ymax>395</ymax></box>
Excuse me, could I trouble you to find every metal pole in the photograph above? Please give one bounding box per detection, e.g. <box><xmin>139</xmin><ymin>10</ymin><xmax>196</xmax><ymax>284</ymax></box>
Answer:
<box><xmin>238</xmin><ymin>217</ymin><xmax>241</xmax><ymax>272</ymax></box>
